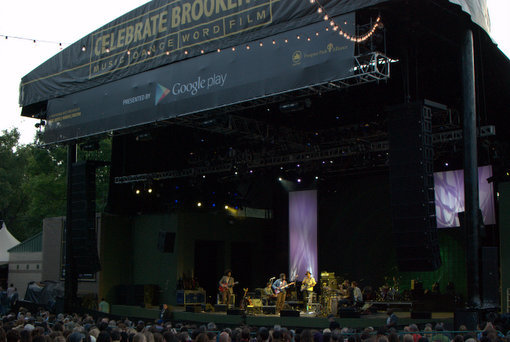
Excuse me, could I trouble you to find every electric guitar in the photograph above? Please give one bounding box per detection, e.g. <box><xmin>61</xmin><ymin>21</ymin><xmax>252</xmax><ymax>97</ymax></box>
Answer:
<box><xmin>301</xmin><ymin>282</ymin><xmax>316</xmax><ymax>292</ymax></box>
<box><xmin>219</xmin><ymin>281</ymin><xmax>239</xmax><ymax>292</ymax></box>
<box><xmin>274</xmin><ymin>282</ymin><xmax>295</xmax><ymax>294</ymax></box>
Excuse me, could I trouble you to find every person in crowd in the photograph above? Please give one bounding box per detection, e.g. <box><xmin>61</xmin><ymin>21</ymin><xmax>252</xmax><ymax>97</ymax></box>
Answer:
<box><xmin>385</xmin><ymin>309</ymin><xmax>398</xmax><ymax>328</ymax></box>
<box><xmin>98</xmin><ymin>299</ymin><xmax>110</xmax><ymax>314</ymax></box>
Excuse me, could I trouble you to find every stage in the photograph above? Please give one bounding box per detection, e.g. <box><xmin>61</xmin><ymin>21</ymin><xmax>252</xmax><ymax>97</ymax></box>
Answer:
<box><xmin>110</xmin><ymin>305</ymin><xmax>454</xmax><ymax>329</ymax></box>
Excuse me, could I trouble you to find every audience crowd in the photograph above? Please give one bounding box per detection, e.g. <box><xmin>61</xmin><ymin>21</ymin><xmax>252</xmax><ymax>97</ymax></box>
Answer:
<box><xmin>1</xmin><ymin>307</ymin><xmax>509</xmax><ymax>342</ymax></box>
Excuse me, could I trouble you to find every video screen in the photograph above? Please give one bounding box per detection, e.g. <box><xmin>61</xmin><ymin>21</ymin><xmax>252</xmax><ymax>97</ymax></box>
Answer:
<box><xmin>434</xmin><ymin>165</ymin><xmax>495</xmax><ymax>228</ymax></box>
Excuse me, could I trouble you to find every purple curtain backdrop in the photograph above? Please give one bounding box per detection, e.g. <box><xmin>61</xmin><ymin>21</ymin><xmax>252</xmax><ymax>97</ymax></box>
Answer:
<box><xmin>434</xmin><ymin>165</ymin><xmax>495</xmax><ymax>228</ymax></box>
<box><xmin>289</xmin><ymin>190</ymin><xmax>318</xmax><ymax>282</ymax></box>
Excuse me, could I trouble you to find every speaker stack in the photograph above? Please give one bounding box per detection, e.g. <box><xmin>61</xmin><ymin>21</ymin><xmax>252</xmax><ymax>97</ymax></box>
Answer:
<box><xmin>388</xmin><ymin>102</ymin><xmax>441</xmax><ymax>271</ymax></box>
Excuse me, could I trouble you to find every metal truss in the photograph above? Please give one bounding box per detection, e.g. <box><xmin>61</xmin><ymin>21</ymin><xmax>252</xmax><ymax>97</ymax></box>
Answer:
<box><xmin>166</xmin><ymin>52</ymin><xmax>392</xmax><ymax>138</ymax></box>
<box><xmin>114</xmin><ymin>125</ymin><xmax>495</xmax><ymax>184</ymax></box>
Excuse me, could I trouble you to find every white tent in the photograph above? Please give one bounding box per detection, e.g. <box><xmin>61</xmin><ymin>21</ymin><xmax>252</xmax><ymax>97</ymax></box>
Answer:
<box><xmin>0</xmin><ymin>221</ymin><xmax>20</xmax><ymax>264</ymax></box>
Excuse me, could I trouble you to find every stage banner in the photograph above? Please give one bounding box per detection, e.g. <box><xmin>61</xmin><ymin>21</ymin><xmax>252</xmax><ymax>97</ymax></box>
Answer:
<box><xmin>20</xmin><ymin>0</ymin><xmax>365</xmax><ymax>108</ymax></box>
<box><xmin>43</xmin><ymin>13</ymin><xmax>355</xmax><ymax>144</ymax></box>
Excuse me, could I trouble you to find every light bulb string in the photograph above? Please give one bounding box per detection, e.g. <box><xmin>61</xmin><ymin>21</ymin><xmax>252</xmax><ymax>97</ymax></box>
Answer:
<box><xmin>309</xmin><ymin>0</ymin><xmax>382</xmax><ymax>43</ymax></box>
<box><xmin>1</xmin><ymin>34</ymin><xmax>69</xmax><ymax>47</ymax></box>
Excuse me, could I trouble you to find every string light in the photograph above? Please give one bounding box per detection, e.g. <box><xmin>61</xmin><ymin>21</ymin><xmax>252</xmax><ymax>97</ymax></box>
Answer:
<box><xmin>0</xmin><ymin>34</ymin><xmax>68</xmax><ymax>47</ymax></box>
<box><xmin>310</xmin><ymin>0</ymin><xmax>382</xmax><ymax>43</ymax></box>
<box><xmin>2</xmin><ymin>2</ymin><xmax>381</xmax><ymax>61</ymax></box>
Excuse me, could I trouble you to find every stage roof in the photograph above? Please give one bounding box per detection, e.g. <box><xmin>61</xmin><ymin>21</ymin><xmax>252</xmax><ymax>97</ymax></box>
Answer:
<box><xmin>19</xmin><ymin>0</ymin><xmax>490</xmax><ymax>110</ymax></box>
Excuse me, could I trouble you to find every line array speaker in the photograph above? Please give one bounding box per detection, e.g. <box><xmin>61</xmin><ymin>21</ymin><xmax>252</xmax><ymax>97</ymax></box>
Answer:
<box><xmin>388</xmin><ymin>102</ymin><xmax>441</xmax><ymax>271</ymax></box>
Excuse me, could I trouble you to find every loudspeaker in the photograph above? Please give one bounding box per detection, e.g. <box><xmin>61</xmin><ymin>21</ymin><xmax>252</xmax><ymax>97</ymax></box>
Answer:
<box><xmin>263</xmin><ymin>306</ymin><xmax>276</xmax><ymax>314</ymax></box>
<box><xmin>157</xmin><ymin>232</ymin><xmax>176</xmax><ymax>253</ymax></box>
<box><xmin>186</xmin><ymin>305</ymin><xmax>202</xmax><ymax>312</ymax></box>
<box><xmin>280</xmin><ymin>310</ymin><xmax>300</xmax><ymax>317</ymax></box>
<box><xmin>227</xmin><ymin>308</ymin><xmax>245</xmax><ymax>315</ymax></box>
<box><xmin>214</xmin><ymin>304</ymin><xmax>227</xmax><ymax>312</ymax></box>
<box><xmin>388</xmin><ymin>102</ymin><xmax>441</xmax><ymax>272</ymax></box>
<box><xmin>481</xmin><ymin>247</ymin><xmax>499</xmax><ymax>306</ymax></box>
<box><xmin>454</xmin><ymin>310</ymin><xmax>479</xmax><ymax>330</ymax></box>
<box><xmin>338</xmin><ymin>308</ymin><xmax>360</xmax><ymax>318</ymax></box>
<box><xmin>411</xmin><ymin>311</ymin><xmax>431</xmax><ymax>319</ymax></box>
<box><xmin>69</xmin><ymin>161</ymin><xmax>101</xmax><ymax>275</ymax></box>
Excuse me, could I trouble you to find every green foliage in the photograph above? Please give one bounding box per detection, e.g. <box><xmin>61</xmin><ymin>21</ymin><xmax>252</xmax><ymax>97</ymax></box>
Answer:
<box><xmin>0</xmin><ymin>129</ymin><xmax>111</xmax><ymax>241</ymax></box>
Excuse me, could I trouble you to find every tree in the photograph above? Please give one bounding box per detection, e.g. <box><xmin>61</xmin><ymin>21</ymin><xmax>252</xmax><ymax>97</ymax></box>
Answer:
<box><xmin>0</xmin><ymin>129</ymin><xmax>29</xmax><ymax>240</ymax></box>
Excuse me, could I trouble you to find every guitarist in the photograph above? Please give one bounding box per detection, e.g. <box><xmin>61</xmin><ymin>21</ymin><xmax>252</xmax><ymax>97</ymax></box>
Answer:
<box><xmin>301</xmin><ymin>271</ymin><xmax>316</xmax><ymax>312</ymax></box>
<box><xmin>218</xmin><ymin>269</ymin><xmax>236</xmax><ymax>306</ymax></box>
<box><xmin>272</xmin><ymin>273</ymin><xmax>293</xmax><ymax>314</ymax></box>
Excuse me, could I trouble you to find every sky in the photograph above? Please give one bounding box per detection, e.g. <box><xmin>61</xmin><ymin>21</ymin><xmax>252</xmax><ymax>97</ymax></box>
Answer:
<box><xmin>0</xmin><ymin>0</ymin><xmax>509</xmax><ymax>145</ymax></box>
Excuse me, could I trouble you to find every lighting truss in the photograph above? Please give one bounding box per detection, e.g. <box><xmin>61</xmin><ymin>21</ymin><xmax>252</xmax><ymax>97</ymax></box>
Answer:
<box><xmin>114</xmin><ymin>125</ymin><xmax>495</xmax><ymax>184</ymax></box>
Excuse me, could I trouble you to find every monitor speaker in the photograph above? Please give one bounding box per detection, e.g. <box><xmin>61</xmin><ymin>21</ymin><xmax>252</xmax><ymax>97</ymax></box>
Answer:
<box><xmin>280</xmin><ymin>310</ymin><xmax>300</xmax><ymax>317</ymax></box>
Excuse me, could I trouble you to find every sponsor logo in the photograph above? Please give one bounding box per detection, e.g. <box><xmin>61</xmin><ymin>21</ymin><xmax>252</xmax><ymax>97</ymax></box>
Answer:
<box><xmin>155</xmin><ymin>84</ymin><xmax>171</xmax><ymax>105</ymax></box>
<box><xmin>292</xmin><ymin>51</ymin><xmax>303</xmax><ymax>65</ymax></box>
<box><xmin>158</xmin><ymin>73</ymin><xmax>228</xmax><ymax>101</ymax></box>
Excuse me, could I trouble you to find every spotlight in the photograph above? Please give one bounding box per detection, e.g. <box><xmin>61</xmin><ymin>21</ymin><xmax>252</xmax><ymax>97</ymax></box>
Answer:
<box><xmin>225</xmin><ymin>205</ymin><xmax>229</xmax><ymax>209</ymax></box>
<box><xmin>197</xmin><ymin>202</ymin><xmax>202</xmax><ymax>207</ymax></box>
<box><xmin>135</xmin><ymin>189</ymin><xmax>141</xmax><ymax>195</ymax></box>
<box><xmin>297</xmin><ymin>178</ymin><xmax>302</xmax><ymax>183</ymax></box>
<box><xmin>315</xmin><ymin>176</ymin><xmax>319</xmax><ymax>180</ymax></box>
<box><xmin>278</xmin><ymin>177</ymin><xmax>283</xmax><ymax>181</ymax></box>
<box><xmin>147</xmin><ymin>188</ymin><xmax>153</xmax><ymax>194</ymax></box>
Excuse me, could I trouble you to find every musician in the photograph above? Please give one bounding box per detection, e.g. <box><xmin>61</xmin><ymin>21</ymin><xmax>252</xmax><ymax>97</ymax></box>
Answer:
<box><xmin>262</xmin><ymin>281</ymin><xmax>276</xmax><ymax>305</ymax></box>
<box><xmin>338</xmin><ymin>280</ymin><xmax>354</xmax><ymax>306</ymax></box>
<box><xmin>272</xmin><ymin>273</ymin><xmax>289</xmax><ymax>313</ymax></box>
<box><xmin>301</xmin><ymin>271</ymin><xmax>316</xmax><ymax>312</ymax></box>
<box><xmin>352</xmin><ymin>281</ymin><xmax>363</xmax><ymax>305</ymax></box>
<box><xmin>218</xmin><ymin>269</ymin><xmax>235</xmax><ymax>306</ymax></box>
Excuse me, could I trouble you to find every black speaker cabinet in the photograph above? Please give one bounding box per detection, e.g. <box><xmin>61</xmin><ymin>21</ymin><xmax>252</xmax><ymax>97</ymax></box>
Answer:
<box><xmin>214</xmin><ymin>304</ymin><xmax>227</xmax><ymax>312</ymax></box>
<box><xmin>157</xmin><ymin>232</ymin><xmax>176</xmax><ymax>253</ymax></box>
<box><xmin>263</xmin><ymin>306</ymin><xmax>276</xmax><ymax>314</ymax></box>
<box><xmin>411</xmin><ymin>311</ymin><xmax>431</xmax><ymax>319</ymax></box>
<box><xmin>280</xmin><ymin>310</ymin><xmax>300</xmax><ymax>317</ymax></box>
<box><xmin>338</xmin><ymin>308</ymin><xmax>361</xmax><ymax>318</ymax></box>
<box><xmin>185</xmin><ymin>305</ymin><xmax>201</xmax><ymax>313</ymax></box>
<box><xmin>454</xmin><ymin>310</ymin><xmax>479</xmax><ymax>330</ymax></box>
<box><xmin>227</xmin><ymin>308</ymin><xmax>245</xmax><ymax>315</ymax></box>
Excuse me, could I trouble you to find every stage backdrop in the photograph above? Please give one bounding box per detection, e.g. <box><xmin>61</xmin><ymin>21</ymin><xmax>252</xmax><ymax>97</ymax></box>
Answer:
<box><xmin>289</xmin><ymin>190</ymin><xmax>318</xmax><ymax>282</ymax></box>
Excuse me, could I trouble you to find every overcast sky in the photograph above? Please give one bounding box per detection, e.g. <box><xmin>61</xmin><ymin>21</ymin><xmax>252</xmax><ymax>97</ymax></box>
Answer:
<box><xmin>0</xmin><ymin>0</ymin><xmax>508</xmax><ymax>145</ymax></box>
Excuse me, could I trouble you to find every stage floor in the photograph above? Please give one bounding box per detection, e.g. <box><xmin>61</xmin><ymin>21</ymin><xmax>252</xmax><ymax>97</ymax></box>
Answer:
<box><xmin>111</xmin><ymin>305</ymin><xmax>454</xmax><ymax>329</ymax></box>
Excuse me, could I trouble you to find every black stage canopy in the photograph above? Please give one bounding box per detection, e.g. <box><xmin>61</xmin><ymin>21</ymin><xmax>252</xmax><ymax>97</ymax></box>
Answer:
<box><xmin>19</xmin><ymin>0</ymin><xmax>493</xmax><ymax>145</ymax></box>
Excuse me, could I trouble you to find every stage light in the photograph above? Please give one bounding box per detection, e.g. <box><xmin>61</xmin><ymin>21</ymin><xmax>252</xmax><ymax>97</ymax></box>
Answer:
<box><xmin>212</xmin><ymin>203</ymin><xmax>216</xmax><ymax>207</ymax></box>
<box><xmin>197</xmin><ymin>202</ymin><xmax>202</xmax><ymax>207</ymax></box>
<box><xmin>147</xmin><ymin>188</ymin><xmax>153</xmax><ymax>194</ymax></box>
<box><xmin>445</xmin><ymin>162</ymin><xmax>449</xmax><ymax>167</ymax></box>
<box><xmin>315</xmin><ymin>176</ymin><xmax>319</xmax><ymax>180</ymax></box>
<box><xmin>297</xmin><ymin>178</ymin><xmax>302</xmax><ymax>183</ymax></box>
<box><xmin>225</xmin><ymin>205</ymin><xmax>229</xmax><ymax>209</ymax></box>
<box><xmin>202</xmin><ymin>175</ymin><xmax>206</xmax><ymax>178</ymax></box>
<box><xmin>135</xmin><ymin>189</ymin><xmax>141</xmax><ymax>195</ymax></box>
<box><xmin>278</xmin><ymin>177</ymin><xmax>283</xmax><ymax>181</ymax></box>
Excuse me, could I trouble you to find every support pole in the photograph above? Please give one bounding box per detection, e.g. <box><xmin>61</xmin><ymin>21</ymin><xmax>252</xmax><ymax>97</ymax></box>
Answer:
<box><xmin>64</xmin><ymin>144</ymin><xmax>78</xmax><ymax>312</ymax></box>
<box><xmin>462</xmin><ymin>29</ymin><xmax>481</xmax><ymax>308</ymax></box>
